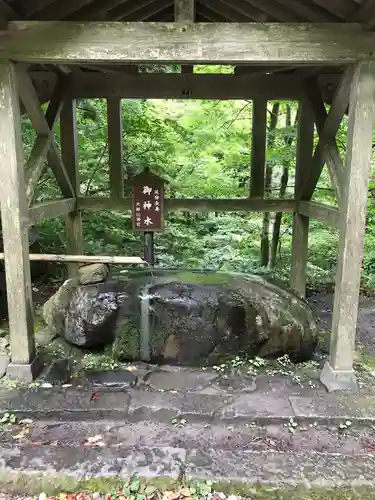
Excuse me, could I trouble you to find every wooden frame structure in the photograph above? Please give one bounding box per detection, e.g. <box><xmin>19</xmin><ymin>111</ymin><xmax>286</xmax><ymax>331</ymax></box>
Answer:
<box><xmin>0</xmin><ymin>0</ymin><xmax>374</xmax><ymax>390</ymax></box>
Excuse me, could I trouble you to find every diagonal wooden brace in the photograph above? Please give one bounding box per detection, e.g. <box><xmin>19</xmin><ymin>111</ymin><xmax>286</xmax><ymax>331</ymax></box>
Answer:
<box><xmin>24</xmin><ymin>82</ymin><xmax>64</xmax><ymax>204</ymax></box>
<box><xmin>15</xmin><ymin>65</ymin><xmax>74</xmax><ymax>203</ymax></box>
<box><xmin>301</xmin><ymin>65</ymin><xmax>355</xmax><ymax>205</ymax></box>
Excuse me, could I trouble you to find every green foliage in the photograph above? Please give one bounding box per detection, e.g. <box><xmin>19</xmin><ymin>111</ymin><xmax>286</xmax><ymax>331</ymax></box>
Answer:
<box><xmin>21</xmin><ymin>82</ymin><xmax>375</xmax><ymax>291</ymax></box>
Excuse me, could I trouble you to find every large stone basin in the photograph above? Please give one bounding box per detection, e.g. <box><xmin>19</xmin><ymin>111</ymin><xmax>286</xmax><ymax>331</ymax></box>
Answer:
<box><xmin>43</xmin><ymin>268</ymin><xmax>317</xmax><ymax>366</ymax></box>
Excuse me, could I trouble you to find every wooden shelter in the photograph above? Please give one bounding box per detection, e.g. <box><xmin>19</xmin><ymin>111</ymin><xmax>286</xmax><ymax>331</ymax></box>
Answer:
<box><xmin>0</xmin><ymin>0</ymin><xmax>374</xmax><ymax>390</ymax></box>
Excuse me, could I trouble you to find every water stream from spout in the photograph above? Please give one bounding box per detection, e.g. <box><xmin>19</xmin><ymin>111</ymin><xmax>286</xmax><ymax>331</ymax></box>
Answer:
<box><xmin>139</xmin><ymin>284</ymin><xmax>151</xmax><ymax>362</ymax></box>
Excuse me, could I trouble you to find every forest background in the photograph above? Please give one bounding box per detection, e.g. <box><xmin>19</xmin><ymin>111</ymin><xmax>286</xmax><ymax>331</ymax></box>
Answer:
<box><xmin>22</xmin><ymin>65</ymin><xmax>375</xmax><ymax>292</ymax></box>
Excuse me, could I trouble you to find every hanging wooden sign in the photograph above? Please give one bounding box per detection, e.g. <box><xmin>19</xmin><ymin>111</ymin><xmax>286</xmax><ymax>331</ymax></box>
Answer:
<box><xmin>131</xmin><ymin>169</ymin><xmax>165</xmax><ymax>232</ymax></box>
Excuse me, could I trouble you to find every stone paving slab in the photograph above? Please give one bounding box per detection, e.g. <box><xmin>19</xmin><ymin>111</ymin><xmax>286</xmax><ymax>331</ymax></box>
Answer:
<box><xmin>1</xmin><ymin>444</ymin><xmax>374</xmax><ymax>488</ymax></box>
<box><xmin>220</xmin><ymin>392</ymin><xmax>294</xmax><ymax>420</ymax></box>
<box><xmin>290</xmin><ymin>394</ymin><xmax>375</xmax><ymax>421</ymax></box>
<box><xmin>185</xmin><ymin>449</ymin><xmax>375</xmax><ymax>487</ymax></box>
<box><xmin>3</xmin><ymin>383</ymin><xmax>375</xmax><ymax>424</ymax></box>
<box><xmin>0</xmin><ymin>445</ymin><xmax>186</xmax><ymax>480</ymax></box>
<box><xmin>128</xmin><ymin>390</ymin><xmax>231</xmax><ymax>421</ymax></box>
<box><xmin>0</xmin><ymin>389</ymin><xmax>130</xmax><ymax>419</ymax></box>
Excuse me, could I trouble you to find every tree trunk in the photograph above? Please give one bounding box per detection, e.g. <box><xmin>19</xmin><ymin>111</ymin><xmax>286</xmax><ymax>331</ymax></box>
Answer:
<box><xmin>260</xmin><ymin>102</ymin><xmax>280</xmax><ymax>267</ymax></box>
<box><xmin>270</xmin><ymin>104</ymin><xmax>298</xmax><ymax>268</ymax></box>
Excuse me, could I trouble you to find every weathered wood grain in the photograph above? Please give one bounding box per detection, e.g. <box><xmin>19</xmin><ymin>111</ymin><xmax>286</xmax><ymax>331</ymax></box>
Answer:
<box><xmin>301</xmin><ymin>66</ymin><xmax>354</xmax><ymax>202</ymax></box>
<box><xmin>29</xmin><ymin>198</ymin><xmax>76</xmax><ymax>224</ymax></box>
<box><xmin>250</xmin><ymin>98</ymin><xmax>267</xmax><ymax>198</ymax></box>
<box><xmin>175</xmin><ymin>0</ymin><xmax>195</xmax><ymax>74</ymax></box>
<box><xmin>298</xmin><ymin>201</ymin><xmax>340</xmax><ymax>228</ymax></box>
<box><xmin>66</xmin><ymin>73</ymin><xmax>304</xmax><ymax>100</ymax></box>
<box><xmin>24</xmin><ymin>81</ymin><xmax>63</xmax><ymax>204</ymax></box>
<box><xmin>290</xmin><ymin>100</ymin><xmax>314</xmax><ymax>297</ymax></box>
<box><xmin>60</xmin><ymin>97</ymin><xmax>83</xmax><ymax>277</ymax></box>
<box><xmin>0</xmin><ymin>61</ymin><xmax>36</xmax><ymax>366</ymax></box>
<box><xmin>2</xmin><ymin>22</ymin><xmax>375</xmax><ymax>64</ymax></box>
<box><xmin>16</xmin><ymin>66</ymin><xmax>74</xmax><ymax>198</ymax></box>
<box><xmin>329</xmin><ymin>61</ymin><xmax>375</xmax><ymax>374</ymax></box>
<box><xmin>0</xmin><ymin>253</ymin><xmax>146</xmax><ymax>265</ymax></box>
<box><xmin>175</xmin><ymin>0</ymin><xmax>195</xmax><ymax>21</ymax></box>
<box><xmin>107</xmin><ymin>97</ymin><xmax>124</xmax><ymax>200</ymax></box>
<box><xmin>78</xmin><ymin>196</ymin><xmax>296</xmax><ymax>213</ymax></box>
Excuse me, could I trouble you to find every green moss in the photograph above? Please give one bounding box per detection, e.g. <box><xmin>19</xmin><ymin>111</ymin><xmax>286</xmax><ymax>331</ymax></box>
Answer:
<box><xmin>0</xmin><ymin>470</ymin><xmax>374</xmax><ymax>499</ymax></box>
<box><xmin>206</xmin><ymin>482</ymin><xmax>375</xmax><ymax>499</ymax></box>
<box><xmin>112</xmin><ymin>319</ymin><xmax>140</xmax><ymax>361</ymax></box>
<box><xmin>358</xmin><ymin>347</ymin><xmax>375</xmax><ymax>370</ymax></box>
<box><xmin>0</xmin><ymin>471</ymin><xmax>177</xmax><ymax>496</ymax></box>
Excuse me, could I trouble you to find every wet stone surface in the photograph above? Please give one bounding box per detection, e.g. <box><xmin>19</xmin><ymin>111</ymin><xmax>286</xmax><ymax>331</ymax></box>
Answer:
<box><xmin>143</xmin><ymin>369</ymin><xmax>217</xmax><ymax>391</ymax></box>
<box><xmin>0</xmin><ymin>445</ymin><xmax>186</xmax><ymax>480</ymax></box>
<box><xmin>84</xmin><ymin>369</ymin><xmax>138</xmax><ymax>389</ymax></box>
<box><xmin>128</xmin><ymin>390</ymin><xmax>230</xmax><ymax>420</ymax></box>
<box><xmin>185</xmin><ymin>449</ymin><xmax>375</xmax><ymax>486</ymax></box>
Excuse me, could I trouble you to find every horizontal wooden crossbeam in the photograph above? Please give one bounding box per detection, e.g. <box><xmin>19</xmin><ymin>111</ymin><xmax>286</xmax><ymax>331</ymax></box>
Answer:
<box><xmin>78</xmin><ymin>197</ymin><xmax>297</xmax><ymax>213</ymax></box>
<box><xmin>29</xmin><ymin>198</ymin><xmax>76</xmax><ymax>224</ymax></box>
<box><xmin>26</xmin><ymin>196</ymin><xmax>339</xmax><ymax>229</ymax></box>
<box><xmin>66</xmin><ymin>72</ymin><xmax>306</xmax><ymax>99</ymax></box>
<box><xmin>2</xmin><ymin>22</ymin><xmax>375</xmax><ymax>64</ymax></box>
<box><xmin>298</xmin><ymin>201</ymin><xmax>340</xmax><ymax>228</ymax></box>
<box><xmin>0</xmin><ymin>253</ymin><xmax>146</xmax><ymax>264</ymax></box>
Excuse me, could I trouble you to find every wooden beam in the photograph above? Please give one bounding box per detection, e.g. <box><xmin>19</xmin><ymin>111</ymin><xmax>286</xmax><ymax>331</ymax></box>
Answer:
<box><xmin>78</xmin><ymin>196</ymin><xmax>296</xmax><ymax>212</ymax></box>
<box><xmin>16</xmin><ymin>66</ymin><xmax>74</xmax><ymax>198</ymax></box>
<box><xmin>107</xmin><ymin>97</ymin><xmax>124</xmax><ymax>200</ymax></box>
<box><xmin>298</xmin><ymin>201</ymin><xmax>340</xmax><ymax>228</ymax></box>
<box><xmin>250</xmin><ymin>98</ymin><xmax>267</xmax><ymax>198</ymax></box>
<box><xmin>306</xmin><ymin>78</ymin><xmax>344</xmax><ymax>205</ymax></box>
<box><xmin>200</xmin><ymin>0</ymin><xmax>254</xmax><ymax>22</ymax></box>
<box><xmin>29</xmin><ymin>198</ymin><xmax>76</xmax><ymax>224</ymax></box>
<box><xmin>0</xmin><ymin>61</ymin><xmax>38</xmax><ymax>378</ymax></box>
<box><xmin>24</xmin><ymin>82</ymin><xmax>64</xmax><ymax>204</ymax></box>
<box><xmin>175</xmin><ymin>0</ymin><xmax>194</xmax><ymax>74</ymax></box>
<box><xmin>66</xmin><ymin>73</ymin><xmax>303</xmax><ymax>100</ymax></box>
<box><xmin>2</xmin><ymin>22</ymin><xmax>375</xmax><ymax>64</ymax></box>
<box><xmin>275</xmin><ymin>0</ymin><xmax>338</xmax><ymax>22</ymax></box>
<box><xmin>60</xmin><ymin>98</ymin><xmax>84</xmax><ymax>277</ymax></box>
<box><xmin>301</xmin><ymin>66</ymin><xmax>355</xmax><ymax>202</ymax></box>
<box><xmin>243</xmin><ymin>0</ymin><xmax>301</xmax><ymax>21</ymax></box>
<box><xmin>196</xmin><ymin>4</ymin><xmax>228</xmax><ymax>22</ymax></box>
<box><xmin>290</xmin><ymin>100</ymin><xmax>314</xmax><ymax>297</ymax></box>
<box><xmin>124</xmin><ymin>0</ymin><xmax>173</xmax><ymax>21</ymax></box>
<box><xmin>219</xmin><ymin>0</ymin><xmax>268</xmax><ymax>21</ymax></box>
<box><xmin>108</xmin><ymin>0</ymin><xmax>167</xmax><ymax>20</ymax></box>
<box><xmin>352</xmin><ymin>0</ymin><xmax>375</xmax><ymax>22</ymax></box>
<box><xmin>0</xmin><ymin>0</ymin><xmax>18</xmax><ymax>27</ymax></box>
<box><xmin>175</xmin><ymin>0</ymin><xmax>195</xmax><ymax>21</ymax></box>
<box><xmin>321</xmin><ymin>61</ymin><xmax>375</xmax><ymax>392</ymax></box>
<box><xmin>311</xmin><ymin>0</ymin><xmax>355</xmax><ymax>20</ymax></box>
<box><xmin>0</xmin><ymin>253</ymin><xmax>146</xmax><ymax>265</ymax></box>
<box><xmin>71</xmin><ymin>0</ymin><xmax>129</xmax><ymax>20</ymax></box>
<box><xmin>22</xmin><ymin>0</ymin><xmax>55</xmax><ymax>17</ymax></box>
<box><xmin>30</xmin><ymin>0</ymin><xmax>96</xmax><ymax>20</ymax></box>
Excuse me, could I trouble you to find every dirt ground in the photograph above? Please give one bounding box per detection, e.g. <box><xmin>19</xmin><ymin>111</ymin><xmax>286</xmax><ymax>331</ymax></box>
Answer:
<box><xmin>307</xmin><ymin>290</ymin><xmax>375</xmax><ymax>357</ymax></box>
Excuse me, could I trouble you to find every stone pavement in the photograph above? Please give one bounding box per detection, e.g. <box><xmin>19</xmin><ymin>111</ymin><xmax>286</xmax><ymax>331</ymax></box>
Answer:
<box><xmin>0</xmin><ymin>363</ymin><xmax>375</xmax><ymax>492</ymax></box>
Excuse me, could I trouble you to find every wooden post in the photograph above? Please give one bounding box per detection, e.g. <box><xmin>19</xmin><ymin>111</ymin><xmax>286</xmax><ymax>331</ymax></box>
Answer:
<box><xmin>321</xmin><ymin>61</ymin><xmax>375</xmax><ymax>392</ymax></box>
<box><xmin>290</xmin><ymin>100</ymin><xmax>314</xmax><ymax>297</ymax></box>
<box><xmin>250</xmin><ymin>98</ymin><xmax>267</xmax><ymax>198</ymax></box>
<box><xmin>107</xmin><ymin>97</ymin><xmax>124</xmax><ymax>199</ymax></box>
<box><xmin>0</xmin><ymin>61</ymin><xmax>40</xmax><ymax>380</ymax></box>
<box><xmin>60</xmin><ymin>98</ymin><xmax>83</xmax><ymax>277</ymax></box>
<box><xmin>144</xmin><ymin>232</ymin><xmax>154</xmax><ymax>265</ymax></box>
<box><xmin>175</xmin><ymin>0</ymin><xmax>195</xmax><ymax>74</ymax></box>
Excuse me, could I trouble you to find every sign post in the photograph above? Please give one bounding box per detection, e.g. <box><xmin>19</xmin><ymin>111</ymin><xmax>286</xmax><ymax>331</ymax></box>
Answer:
<box><xmin>131</xmin><ymin>169</ymin><xmax>165</xmax><ymax>265</ymax></box>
